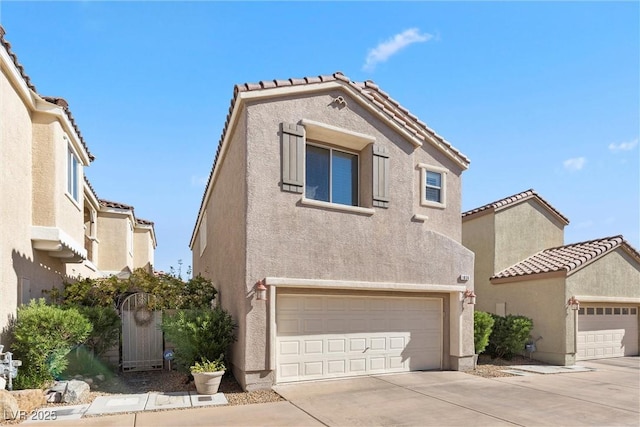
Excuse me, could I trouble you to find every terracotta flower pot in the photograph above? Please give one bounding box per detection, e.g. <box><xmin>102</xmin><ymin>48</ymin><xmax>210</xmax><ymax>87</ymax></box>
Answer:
<box><xmin>192</xmin><ymin>371</ymin><xmax>224</xmax><ymax>395</ymax></box>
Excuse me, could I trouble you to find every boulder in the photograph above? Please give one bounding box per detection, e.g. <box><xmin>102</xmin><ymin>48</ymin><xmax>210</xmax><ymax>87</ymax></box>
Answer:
<box><xmin>0</xmin><ymin>389</ymin><xmax>19</xmax><ymax>421</ymax></box>
<box><xmin>62</xmin><ymin>380</ymin><xmax>90</xmax><ymax>404</ymax></box>
<box><xmin>95</xmin><ymin>374</ymin><xmax>105</xmax><ymax>382</ymax></box>
<box><xmin>46</xmin><ymin>391</ymin><xmax>62</xmax><ymax>403</ymax></box>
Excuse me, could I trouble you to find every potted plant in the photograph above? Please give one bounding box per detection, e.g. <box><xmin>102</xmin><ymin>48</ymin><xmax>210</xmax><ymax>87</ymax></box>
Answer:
<box><xmin>190</xmin><ymin>355</ymin><xmax>225</xmax><ymax>395</ymax></box>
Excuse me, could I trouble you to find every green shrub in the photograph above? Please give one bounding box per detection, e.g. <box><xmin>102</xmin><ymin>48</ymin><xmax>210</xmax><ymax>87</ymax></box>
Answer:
<box><xmin>190</xmin><ymin>355</ymin><xmax>225</xmax><ymax>373</ymax></box>
<box><xmin>75</xmin><ymin>306</ymin><xmax>121</xmax><ymax>358</ymax></box>
<box><xmin>12</xmin><ymin>299</ymin><xmax>92</xmax><ymax>389</ymax></box>
<box><xmin>161</xmin><ymin>307</ymin><xmax>237</xmax><ymax>371</ymax></box>
<box><xmin>487</xmin><ymin>314</ymin><xmax>534</xmax><ymax>359</ymax></box>
<box><xmin>54</xmin><ymin>268</ymin><xmax>217</xmax><ymax>310</ymax></box>
<box><xmin>473</xmin><ymin>311</ymin><xmax>495</xmax><ymax>354</ymax></box>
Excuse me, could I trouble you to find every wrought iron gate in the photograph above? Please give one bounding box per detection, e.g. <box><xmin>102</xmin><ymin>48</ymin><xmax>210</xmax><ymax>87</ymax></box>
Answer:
<box><xmin>121</xmin><ymin>292</ymin><xmax>163</xmax><ymax>371</ymax></box>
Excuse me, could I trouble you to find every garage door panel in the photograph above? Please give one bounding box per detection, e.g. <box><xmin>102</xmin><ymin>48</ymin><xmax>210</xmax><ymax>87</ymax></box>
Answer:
<box><xmin>276</xmin><ymin>294</ymin><xmax>442</xmax><ymax>383</ymax></box>
<box><xmin>577</xmin><ymin>307</ymin><xmax>638</xmax><ymax>360</ymax></box>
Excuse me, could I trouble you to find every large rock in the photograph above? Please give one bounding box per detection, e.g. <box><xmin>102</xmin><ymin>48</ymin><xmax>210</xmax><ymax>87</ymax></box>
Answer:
<box><xmin>62</xmin><ymin>380</ymin><xmax>90</xmax><ymax>404</ymax></box>
<box><xmin>0</xmin><ymin>389</ymin><xmax>19</xmax><ymax>422</ymax></box>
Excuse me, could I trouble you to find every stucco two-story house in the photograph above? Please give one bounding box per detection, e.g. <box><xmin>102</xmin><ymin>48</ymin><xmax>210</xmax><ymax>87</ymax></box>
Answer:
<box><xmin>191</xmin><ymin>72</ymin><xmax>476</xmax><ymax>391</ymax></box>
<box><xmin>0</xmin><ymin>26</ymin><xmax>156</xmax><ymax>337</ymax></box>
<box><xmin>462</xmin><ymin>189</ymin><xmax>640</xmax><ymax>365</ymax></box>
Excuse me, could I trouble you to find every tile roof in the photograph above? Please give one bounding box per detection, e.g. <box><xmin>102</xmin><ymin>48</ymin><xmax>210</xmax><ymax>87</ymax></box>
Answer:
<box><xmin>491</xmin><ymin>235</ymin><xmax>640</xmax><ymax>281</ymax></box>
<box><xmin>191</xmin><ymin>71</ymin><xmax>469</xmax><ymax>245</ymax></box>
<box><xmin>0</xmin><ymin>25</ymin><xmax>94</xmax><ymax>161</ymax></box>
<box><xmin>83</xmin><ymin>176</ymin><xmax>99</xmax><ymax>200</ymax></box>
<box><xmin>136</xmin><ymin>218</ymin><xmax>155</xmax><ymax>226</ymax></box>
<box><xmin>462</xmin><ymin>189</ymin><xmax>570</xmax><ymax>225</ymax></box>
<box><xmin>99</xmin><ymin>199</ymin><xmax>134</xmax><ymax>211</ymax></box>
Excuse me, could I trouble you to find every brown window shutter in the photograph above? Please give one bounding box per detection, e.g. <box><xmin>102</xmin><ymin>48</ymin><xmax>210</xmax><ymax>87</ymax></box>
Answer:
<box><xmin>281</xmin><ymin>123</ymin><xmax>305</xmax><ymax>193</ymax></box>
<box><xmin>372</xmin><ymin>144</ymin><xmax>389</xmax><ymax>208</ymax></box>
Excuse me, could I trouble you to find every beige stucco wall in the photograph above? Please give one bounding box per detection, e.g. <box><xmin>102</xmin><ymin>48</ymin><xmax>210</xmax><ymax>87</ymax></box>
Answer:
<box><xmin>242</xmin><ymin>90</ymin><xmax>473</xmax><ymax>388</ymax></box>
<box><xmin>192</xmin><ymin>108</ymin><xmax>248</xmax><ymax>385</ymax></box>
<box><xmin>31</xmin><ymin>113</ymin><xmax>85</xmax><ymax>246</ymax></box>
<box><xmin>568</xmin><ymin>249</ymin><xmax>640</xmax><ymax>299</ymax></box>
<box><xmin>97</xmin><ymin>212</ymin><xmax>134</xmax><ymax>273</ymax></box>
<box><xmin>462</xmin><ymin>212</ymin><xmax>495</xmax><ymax>314</ymax></box>
<box><xmin>133</xmin><ymin>228</ymin><xmax>154</xmax><ymax>271</ymax></box>
<box><xmin>1</xmin><ymin>63</ymin><xmax>34</xmax><ymax>336</ymax></box>
<box><xmin>0</xmin><ymin>65</ymin><xmax>73</xmax><ymax>337</ymax></box>
<box><xmin>494</xmin><ymin>201</ymin><xmax>565</xmax><ymax>272</ymax></box>
<box><xmin>488</xmin><ymin>277</ymin><xmax>570</xmax><ymax>364</ymax></box>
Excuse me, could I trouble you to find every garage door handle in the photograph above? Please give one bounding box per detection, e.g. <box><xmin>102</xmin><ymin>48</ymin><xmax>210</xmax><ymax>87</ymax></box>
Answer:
<box><xmin>363</xmin><ymin>347</ymin><xmax>370</xmax><ymax>353</ymax></box>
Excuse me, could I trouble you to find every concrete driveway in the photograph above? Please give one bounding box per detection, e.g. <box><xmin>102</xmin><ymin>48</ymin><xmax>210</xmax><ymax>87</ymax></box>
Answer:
<box><xmin>273</xmin><ymin>357</ymin><xmax>640</xmax><ymax>426</ymax></box>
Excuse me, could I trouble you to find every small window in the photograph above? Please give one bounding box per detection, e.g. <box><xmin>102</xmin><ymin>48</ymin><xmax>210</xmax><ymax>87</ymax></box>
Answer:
<box><xmin>305</xmin><ymin>144</ymin><xmax>358</xmax><ymax>207</ymax></box>
<box><xmin>631</xmin><ymin>308</ymin><xmax>637</xmax><ymax>315</ymax></box>
<box><xmin>586</xmin><ymin>308</ymin><xmax>595</xmax><ymax>315</ymax></box>
<box><xmin>578</xmin><ymin>308</ymin><xmax>585</xmax><ymax>315</ymax></box>
<box><xmin>622</xmin><ymin>308</ymin><xmax>629</xmax><ymax>315</ymax></box>
<box><xmin>614</xmin><ymin>308</ymin><xmax>621</xmax><ymax>315</ymax></box>
<box><xmin>418</xmin><ymin>164</ymin><xmax>447</xmax><ymax>208</ymax></box>
<box><xmin>426</xmin><ymin>171</ymin><xmax>442</xmax><ymax>202</ymax></box>
<box><xmin>605</xmin><ymin>308</ymin><xmax>612</xmax><ymax>315</ymax></box>
<box><xmin>596</xmin><ymin>308</ymin><xmax>604</xmax><ymax>315</ymax></box>
<box><xmin>67</xmin><ymin>146</ymin><xmax>80</xmax><ymax>202</ymax></box>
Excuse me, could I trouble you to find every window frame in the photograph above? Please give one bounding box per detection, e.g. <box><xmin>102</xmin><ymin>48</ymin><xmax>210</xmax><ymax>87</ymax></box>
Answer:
<box><xmin>67</xmin><ymin>144</ymin><xmax>80</xmax><ymax>202</ymax></box>
<box><xmin>418</xmin><ymin>163</ymin><xmax>447</xmax><ymax>208</ymax></box>
<box><xmin>305</xmin><ymin>141</ymin><xmax>360</xmax><ymax>208</ymax></box>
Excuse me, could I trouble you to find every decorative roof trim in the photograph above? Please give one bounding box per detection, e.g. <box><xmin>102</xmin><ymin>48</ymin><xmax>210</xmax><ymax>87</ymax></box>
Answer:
<box><xmin>462</xmin><ymin>189</ymin><xmax>570</xmax><ymax>225</ymax></box>
<box><xmin>190</xmin><ymin>71</ymin><xmax>470</xmax><ymax>247</ymax></box>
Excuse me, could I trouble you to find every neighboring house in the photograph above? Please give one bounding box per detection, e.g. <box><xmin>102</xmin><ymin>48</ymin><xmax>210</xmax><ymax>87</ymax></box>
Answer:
<box><xmin>0</xmin><ymin>25</ymin><xmax>155</xmax><ymax>337</ymax></box>
<box><xmin>462</xmin><ymin>189</ymin><xmax>640</xmax><ymax>365</ymax></box>
<box><xmin>190</xmin><ymin>72</ymin><xmax>475</xmax><ymax>391</ymax></box>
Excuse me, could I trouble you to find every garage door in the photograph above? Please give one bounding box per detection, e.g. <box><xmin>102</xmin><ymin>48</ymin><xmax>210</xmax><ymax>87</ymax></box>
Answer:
<box><xmin>276</xmin><ymin>294</ymin><xmax>442</xmax><ymax>383</ymax></box>
<box><xmin>577</xmin><ymin>306</ymin><xmax>638</xmax><ymax>360</ymax></box>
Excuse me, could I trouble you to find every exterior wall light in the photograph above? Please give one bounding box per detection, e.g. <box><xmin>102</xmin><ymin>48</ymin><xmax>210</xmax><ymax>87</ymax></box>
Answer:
<box><xmin>463</xmin><ymin>289</ymin><xmax>476</xmax><ymax>305</ymax></box>
<box><xmin>256</xmin><ymin>279</ymin><xmax>267</xmax><ymax>301</ymax></box>
<box><xmin>567</xmin><ymin>296</ymin><xmax>580</xmax><ymax>311</ymax></box>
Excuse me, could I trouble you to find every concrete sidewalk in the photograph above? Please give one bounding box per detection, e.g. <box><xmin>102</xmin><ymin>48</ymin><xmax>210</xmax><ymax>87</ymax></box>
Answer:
<box><xmin>20</xmin><ymin>401</ymin><xmax>322</xmax><ymax>426</ymax></box>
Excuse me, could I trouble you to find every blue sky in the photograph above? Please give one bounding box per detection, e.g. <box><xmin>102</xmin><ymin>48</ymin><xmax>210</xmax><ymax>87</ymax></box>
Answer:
<box><xmin>2</xmin><ymin>1</ymin><xmax>638</xmax><ymax>274</ymax></box>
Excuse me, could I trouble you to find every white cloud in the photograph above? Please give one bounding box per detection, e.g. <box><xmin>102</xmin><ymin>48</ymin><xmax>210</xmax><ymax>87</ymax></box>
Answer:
<box><xmin>363</xmin><ymin>28</ymin><xmax>433</xmax><ymax>72</ymax></box>
<box><xmin>190</xmin><ymin>175</ymin><xmax>208</xmax><ymax>187</ymax></box>
<box><xmin>608</xmin><ymin>138</ymin><xmax>638</xmax><ymax>153</ymax></box>
<box><xmin>563</xmin><ymin>157</ymin><xmax>586</xmax><ymax>172</ymax></box>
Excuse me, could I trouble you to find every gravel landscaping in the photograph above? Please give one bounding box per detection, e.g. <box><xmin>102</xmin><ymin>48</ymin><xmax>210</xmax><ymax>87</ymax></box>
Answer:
<box><xmin>469</xmin><ymin>354</ymin><xmax>549</xmax><ymax>378</ymax></box>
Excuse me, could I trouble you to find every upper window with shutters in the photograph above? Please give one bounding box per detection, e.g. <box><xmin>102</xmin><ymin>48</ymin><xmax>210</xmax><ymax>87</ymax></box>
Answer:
<box><xmin>281</xmin><ymin>120</ymin><xmax>389</xmax><ymax>215</ymax></box>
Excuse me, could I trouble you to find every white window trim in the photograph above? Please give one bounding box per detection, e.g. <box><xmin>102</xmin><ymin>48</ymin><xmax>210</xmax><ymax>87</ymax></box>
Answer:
<box><xmin>418</xmin><ymin>163</ymin><xmax>447</xmax><ymax>209</ymax></box>
<box><xmin>128</xmin><ymin>220</ymin><xmax>134</xmax><ymax>257</ymax></box>
<box><xmin>300</xmin><ymin>197</ymin><xmax>374</xmax><ymax>215</ymax></box>
<box><xmin>199</xmin><ymin>211</ymin><xmax>207</xmax><ymax>256</ymax></box>
<box><xmin>66</xmin><ymin>141</ymin><xmax>81</xmax><ymax>204</ymax></box>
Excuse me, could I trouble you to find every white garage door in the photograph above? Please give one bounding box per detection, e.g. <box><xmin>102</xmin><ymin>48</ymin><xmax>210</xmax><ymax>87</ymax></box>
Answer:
<box><xmin>577</xmin><ymin>306</ymin><xmax>638</xmax><ymax>360</ymax></box>
<box><xmin>276</xmin><ymin>294</ymin><xmax>442</xmax><ymax>383</ymax></box>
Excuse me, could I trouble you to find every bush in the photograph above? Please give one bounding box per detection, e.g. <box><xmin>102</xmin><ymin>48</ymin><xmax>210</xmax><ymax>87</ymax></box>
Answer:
<box><xmin>487</xmin><ymin>314</ymin><xmax>534</xmax><ymax>359</ymax></box>
<box><xmin>473</xmin><ymin>311</ymin><xmax>495</xmax><ymax>354</ymax></box>
<box><xmin>161</xmin><ymin>307</ymin><xmax>237</xmax><ymax>371</ymax></box>
<box><xmin>12</xmin><ymin>300</ymin><xmax>92</xmax><ymax>389</ymax></box>
<box><xmin>75</xmin><ymin>306</ymin><xmax>121</xmax><ymax>359</ymax></box>
<box><xmin>54</xmin><ymin>269</ymin><xmax>217</xmax><ymax>310</ymax></box>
